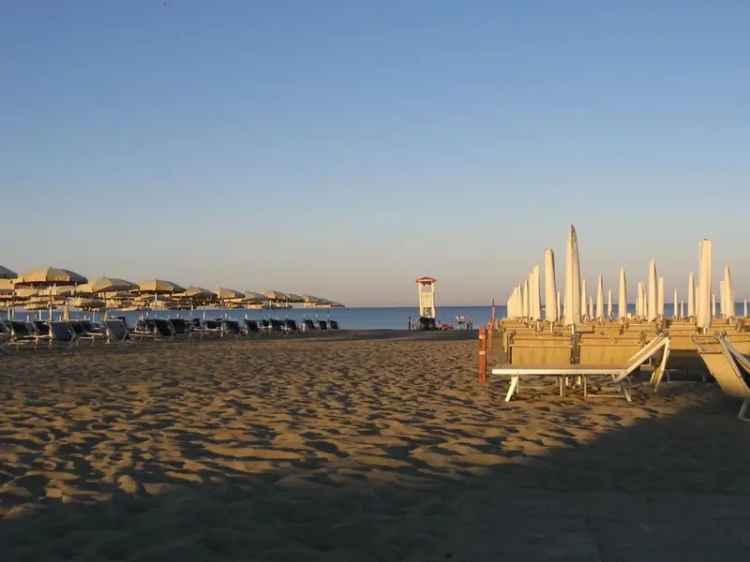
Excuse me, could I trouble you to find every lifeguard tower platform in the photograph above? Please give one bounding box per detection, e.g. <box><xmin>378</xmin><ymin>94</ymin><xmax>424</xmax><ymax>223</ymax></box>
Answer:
<box><xmin>416</xmin><ymin>276</ymin><xmax>437</xmax><ymax>330</ymax></box>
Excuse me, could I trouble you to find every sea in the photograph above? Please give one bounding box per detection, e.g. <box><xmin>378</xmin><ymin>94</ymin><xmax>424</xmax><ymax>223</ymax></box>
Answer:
<box><xmin>5</xmin><ymin>304</ymin><xmax>746</xmax><ymax>330</ymax></box>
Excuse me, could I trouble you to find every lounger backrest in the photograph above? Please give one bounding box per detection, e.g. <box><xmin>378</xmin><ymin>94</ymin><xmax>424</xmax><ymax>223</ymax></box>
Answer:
<box><xmin>153</xmin><ymin>319</ymin><xmax>174</xmax><ymax>337</ymax></box>
<box><xmin>724</xmin><ymin>333</ymin><xmax>750</xmax><ymax>355</ymax></box>
<box><xmin>245</xmin><ymin>319</ymin><xmax>259</xmax><ymax>332</ymax></box>
<box><xmin>105</xmin><ymin>320</ymin><xmax>128</xmax><ymax>341</ymax></box>
<box><xmin>579</xmin><ymin>336</ymin><xmax>644</xmax><ymax>367</ymax></box>
<box><xmin>610</xmin><ymin>336</ymin><xmax>667</xmax><ymax>382</ymax></box>
<box><xmin>10</xmin><ymin>321</ymin><xmax>32</xmax><ymax>338</ymax></box>
<box><xmin>303</xmin><ymin>320</ymin><xmax>314</xmax><ymax>329</ymax></box>
<box><xmin>50</xmin><ymin>322</ymin><xmax>75</xmax><ymax>342</ymax></box>
<box><xmin>509</xmin><ymin>335</ymin><xmax>573</xmax><ymax>367</ymax></box>
<box><xmin>329</xmin><ymin>320</ymin><xmax>339</xmax><ymax>330</ymax></box>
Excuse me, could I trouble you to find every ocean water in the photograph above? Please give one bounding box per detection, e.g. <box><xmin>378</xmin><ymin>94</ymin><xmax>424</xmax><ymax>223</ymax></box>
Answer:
<box><xmin>6</xmin><ymin>303</ymin><xmax>748</xmax><ymax>330</ymax></box>
<box><xmin>6</xmin><ymin>306</ymin><xmax>497</xmax><ymax>330</ymax></box>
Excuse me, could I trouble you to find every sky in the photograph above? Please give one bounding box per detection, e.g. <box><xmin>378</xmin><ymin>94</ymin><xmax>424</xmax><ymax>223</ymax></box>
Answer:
<box><xmin>2</xmin><ymin>1</ymin><xmax>749</xmax><ymax>306</ymax></box>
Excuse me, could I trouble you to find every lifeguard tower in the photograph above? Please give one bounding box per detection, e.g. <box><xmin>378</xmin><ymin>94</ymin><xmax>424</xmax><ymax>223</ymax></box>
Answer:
<box><xmin>416</xmin><ymin>276</ymin><xmax>437</xmax><ymax>330</ymax></box>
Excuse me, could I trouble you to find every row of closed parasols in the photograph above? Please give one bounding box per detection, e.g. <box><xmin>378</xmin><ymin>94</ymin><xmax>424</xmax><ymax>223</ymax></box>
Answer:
<box><xmin>0</xmin><ymin>266</ymin><xmax>343</xmax><ymax>311</ymax></box>
<box><xmin>506</xmin><ymin>226</ymin><xmax>746</xmax><ymax>329</ymax></box>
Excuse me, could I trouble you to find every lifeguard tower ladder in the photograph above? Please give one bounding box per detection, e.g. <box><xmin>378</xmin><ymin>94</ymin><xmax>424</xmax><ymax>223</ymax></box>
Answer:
<box><xmin>416</xmin><ymin>276</ymin><xmax>437</xmax><ymax>330</ymax></box>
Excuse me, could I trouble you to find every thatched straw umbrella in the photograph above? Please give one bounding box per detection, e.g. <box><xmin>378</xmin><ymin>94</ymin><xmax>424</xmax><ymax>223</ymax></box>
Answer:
<box><xmin>564</xmin><ymin>225</ymin><xmax>582</xmax><ymax>326</ymax></box>
<box><xmin>15</xmin><ymin>267</ymin><xmax>88</xmax><ymax>322</ymax></box>
<box><xmin>0</xmin><ymin>266</ymin><xmax>17</xmax><ymax>280</ymax></box>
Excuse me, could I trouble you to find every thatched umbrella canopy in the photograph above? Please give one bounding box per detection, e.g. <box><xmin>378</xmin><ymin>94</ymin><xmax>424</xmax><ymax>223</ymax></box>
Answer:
<box><xmin>137</xmin><ymin>279</ymin><xmax>184</xmax><ymax>294</ymax></box>
<box><xmin>15</xmin><ymin>267</ymin><xmax>87</xmax><ymax>286</ymax></box>
<box><xmin>285</xmin><ymin>293</ymin><xmax>305</xmax><ymax>303</ymax></box>
<box><xmin>243</xmin><ymin>291</ymin><xmax>266</xmax><ymax>303</ymax></box>
<box><xmin>216</xmin><ymin>287</ymin><xmax>245</xmax><ymax>300</ymax></box>
<box><xmin>0</xmin><ymin>266</ymin><xmax>17</xmax><ymax>280</ymax></box>
<box><xmin>87</xmin><ymin>277</ymin><xmax>138</xmax><ymax>294</ymax></box>
<box><xmin>0</xmin><ymin>279</ymin><xmax>13</xmax><ymax>295</ymax></box>
<box><xmin>262</xmin><ymin>290</ymin><xmax>290</xmax><ymax>301</ymax></box>
<box><xmin>183</xmin><ymin>287</ymin><xmax>214</xmax><ymax>298</ymax></box>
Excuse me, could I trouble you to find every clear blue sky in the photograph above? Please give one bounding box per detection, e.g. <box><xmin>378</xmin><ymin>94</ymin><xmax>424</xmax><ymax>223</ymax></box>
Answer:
<box><xmin>2</xmin><ymin>1</ymin><xmax>749</xmax><ymax>306</ymax></box>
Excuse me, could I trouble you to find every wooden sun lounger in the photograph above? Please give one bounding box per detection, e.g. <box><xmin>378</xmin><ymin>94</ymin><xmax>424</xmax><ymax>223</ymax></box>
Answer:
<box><xmin>695</xmin><ymin>336</ymin><xmax>750</xmax><ymax>422</ymax></box>
<box><xmin>492</xmin><ymin>336</ymin><xmax>670</xmax><ymax>402</ymax></box>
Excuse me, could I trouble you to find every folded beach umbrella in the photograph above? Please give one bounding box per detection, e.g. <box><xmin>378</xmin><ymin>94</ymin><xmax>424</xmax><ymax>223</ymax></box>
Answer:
<box><xmin>637</xmin><ymin>282</ymin><xmax>645</xmax><ymax>318</ymax></box>
<box><xmin>745</xmin><ymin>298</ymin><xmax>748</xmax><ymax>318</ymax></box>
<box><xmin>522</xmin><ymin>280</ymin><xmax>529</xmax><ymax>318</ymax></box>
<box><xmin>564</xmin><ymin>225</ymin><xmax>582</xmax><ymax>326</ymax></box>
<box><xmin>673</xmin><ymin>288</ymin><xmax>679</xmax><ymax>318</ymax></box>
<box><xmin>0</xmin><ymin>265</ymin><xmax>17</xmax><ymax>279</ymax></box>
<box><xmin>696</xmin><ymin>239</ymin><xmax>712</xmax><ymax>330</ymax></box>
<box><xmin>646</xmin><ymin>260</ymin><xmax>658</xmax><ymax>321</ymax></box>
<box><xmin>529</xmin><ymin>266</ymin><xmax>541</xmax><ymax>320</ymax></box>
<box><xmin>607</xmin><ymin>288</ymin><xmax>613</xmax><ymax>319</ymax></box>
<box><xmin>588</xmin><ymin>296</ymin><xmax>594</xmax><ymax>320</ymax></box>
<box><xmin>723</xmin><ymin>265</ymin><xmax>734</xmax><ymax>319</ymax></box>
<box><xmin>657</xmin><ymin>276</ymin><xmax>665</xmax><ymax>318</ymax></box>
<box><xmin>687</xmin><ymin>273</ymin><xmax>695</xmax><ymax>318</ymax></box>
<box><xmin>596</xmin><ymin>275</ymin><xmax>604</xmax><ymax>320</ymax></box>
<box><xmin>137</xmin><ymin>279</ymin><xmax>184</xmax><ymax>294</ymax></box>
<box><xmin>580</xmin><ymin>279</ymin><xmax>588</xmax><ymax>320</ymax></box>
<box><xmin>618</xmin><ymin>268</ymin><xmax>627</xmax><ymax>320</ymax></box>
<box><xmin>543</xmin><ymin>249</ymin><xmax>558</xmax><ymax>322</ymax></box>
<box><xmin>15</xmin><ymin>267</ymin><xmax>88</xmax><ymax>286</ymax></box>
<box><xmin>712</xmin><ymin>293</ymin><xmax>717</xmax><ymax>318</ymax></box>
<box><xmin>556</xmin><ymin>291</ymin><xmax>561</xmax><ymax>320</ymax></box>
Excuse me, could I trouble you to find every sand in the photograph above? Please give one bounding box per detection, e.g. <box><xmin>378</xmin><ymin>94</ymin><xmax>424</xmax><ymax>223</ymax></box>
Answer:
<box><xmin>1</xmin><ymin>331</ymin><xmax>749</xmax><ymax>561</ymax></box>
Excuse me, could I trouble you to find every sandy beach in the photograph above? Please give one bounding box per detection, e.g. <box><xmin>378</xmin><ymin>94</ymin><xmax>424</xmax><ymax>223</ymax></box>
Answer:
<box><xmin>2</xmin><ymin>331</ymin><xmax>749</xmax><ymax>561</ymax></box>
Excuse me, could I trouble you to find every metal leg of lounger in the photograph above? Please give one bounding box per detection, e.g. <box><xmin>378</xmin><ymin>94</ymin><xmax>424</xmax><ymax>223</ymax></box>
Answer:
<box><xmin>620</xmin><ymin>380</ymin><xmax>632</xmax><ymax>402</ymax></box>
<box><xmin>739</xmin><ymin>399</ymin><xmax>750</xmax><ymax>422</ymax></box>
<box><xmin>505</xmin><ymin>376</ymin><xmax>519</xmax><ymax>402</ymax></box>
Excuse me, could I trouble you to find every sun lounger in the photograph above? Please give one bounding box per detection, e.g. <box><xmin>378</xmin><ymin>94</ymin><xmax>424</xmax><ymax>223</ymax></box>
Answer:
<box><xmin>302</xmin><ymin>319</ymin><xmax>316</xmax><ymax>331</ymax></box>
<box><xmin>7</xmin><ymin>321</ymin><xmax>44</xmax><ymax>348</ymax></box>
<box><xmin>68</xmin><ymin>320</ymin><xmax>101</xmax><ymax>344</ymax></box>
<box><xmin>284</xmin><ymin>319</ymin><xmax>298</xmax><ymax>333</ymax></box>
<box><xmin>104</xmin><ymin>319</ymin><xmax>130</xmax><ymax>343</ymax></box>
<box><xmin>48</xmin><ymin>322</ymin><xmax>78</xmax><ymax>348</ymax></box>
<box><xmin>221</xmin><ymin>319</ymin><xmax>242</xmax><ymax>336</ymax></box>
<box><xmin>329</xmin><ymin>319</ymin><xmax>339</xmax><ymax>330</ymax></box>
<box><xmin>492</xmin><ymin>335</ymin><xmax>670</xmax><ymax>402</ymax></box>
<box><xmin>695</xmin><ymin>336</ymin><xmax>750</xmax><ymax>421</ymax></box>
<box><xmin>169</xmin><ymin>318</ymin><xmax>192</xmax><ymax>337</ymax></box>
<box><xmin>317</xmin><ymin>320</ymin><xmax>328</xmax><ymax>330</ymax></box>
<box><xmin>244</xmin><ymin>319</ymin><xmax>259</xmax><ymax>333</ymax></box>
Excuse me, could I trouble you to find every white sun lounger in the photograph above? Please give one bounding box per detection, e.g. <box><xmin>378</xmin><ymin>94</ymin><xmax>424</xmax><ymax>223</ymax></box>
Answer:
<box><xmin>492</xmin><ymin>335</ymin><xmax>670</xmax><ymax>402</ymax></box>
<box><xmin>695</xmin><ymin>336</ymin><xmax>750</xmax><ymax>422</ymax></box>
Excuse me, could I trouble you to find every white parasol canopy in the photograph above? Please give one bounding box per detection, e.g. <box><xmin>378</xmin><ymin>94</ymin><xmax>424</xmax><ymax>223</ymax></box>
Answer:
<box><xmin>543</xmin><ymin>249</ymin><xmax>558</xmax><ymax>322</ymax></box>
<box><xmin>563</xmin><ymin>225</ymin><xmax>582</xmax><ymax>326</ymax></box>
<box><xmin>618</xmin><ymin>268</ymin><xmax>627</xmax><ymax>320</ymax></box>
<box><xmin>696</xmin><ymin>239</ymin><xmax>712</xmax><ymax>330</ymax></box>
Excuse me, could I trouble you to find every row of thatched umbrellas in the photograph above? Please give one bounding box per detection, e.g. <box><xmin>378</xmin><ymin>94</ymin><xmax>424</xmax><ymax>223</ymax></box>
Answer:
<box><xmin>0</xmin><ymin>266</ymin><xmax>343</xmax><ymax>312</ymax></box>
